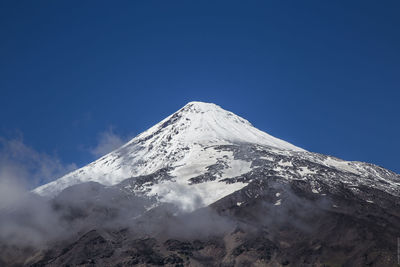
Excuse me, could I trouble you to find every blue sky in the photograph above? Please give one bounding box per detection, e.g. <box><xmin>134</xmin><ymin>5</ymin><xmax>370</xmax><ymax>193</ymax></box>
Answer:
<box><xmin>1</xmin><ymin>0</ymin><xmax>399</xmax><ymax>181</ymax></box>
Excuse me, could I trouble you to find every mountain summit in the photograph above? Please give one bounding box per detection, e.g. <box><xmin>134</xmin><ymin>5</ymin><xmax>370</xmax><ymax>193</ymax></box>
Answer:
<box><xmin>34</xmin><ymin>102</ymin><xmax>399</xmax><ymax>212</ymax></box>
<box><xmin>34</xmin><ymin>101</ymin><xmax>399</xmax><ymax>211</ymax></box>
<box><xmin>130</xmin><ymin>101</ymin><xmax>304</xmax><ymax>150</ymax></box>
<box><xmin>34</xmin><ymin>102</ymin><xmax>303</xmax><ymax>200</ymax></box>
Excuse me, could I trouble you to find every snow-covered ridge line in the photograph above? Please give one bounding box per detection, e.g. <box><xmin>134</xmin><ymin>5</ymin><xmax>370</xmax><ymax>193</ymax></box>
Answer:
<box><xmin>124</xmin><ymin>101</ymin><xmax>304</xmax><ymax>151</ymax></box>
<box><xmin>33</xmin><ymin>101</ymin><xmax>400</xmax><ymax>208</ymax></box>
<box><xmin>33</xmin><ymin>101</ymin><xmax>304</xmax><ymax>197</ymax></box>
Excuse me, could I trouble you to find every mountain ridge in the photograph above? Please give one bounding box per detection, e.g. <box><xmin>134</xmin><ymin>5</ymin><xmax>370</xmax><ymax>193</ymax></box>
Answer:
<box><xmin>33</xmin><ymin>101</ymin><xmax>304</xmax><ymax>198</ymax></box>
<box><xmin>33</xmin><ymin>101</ymin><xmax>399</xmax><ymax>212</ymax></box>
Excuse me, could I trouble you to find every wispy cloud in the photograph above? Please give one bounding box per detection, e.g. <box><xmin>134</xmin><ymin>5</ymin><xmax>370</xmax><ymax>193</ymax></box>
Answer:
<box><xmin>89</xmin><ymin>127</ymin><xmax>126</xmax><ymax>158</ymax></box>
<box><xmin>0</xmin><ymin>136</ymin><xmax>77</xmax><ymax>189</ymax></box>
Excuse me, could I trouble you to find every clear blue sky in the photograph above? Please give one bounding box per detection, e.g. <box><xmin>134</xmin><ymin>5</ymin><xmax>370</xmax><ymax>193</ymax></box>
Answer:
<box><xmin>1</xmin><ymin>1</ymin><xmax>399</xmax><ymax>176</ymax></box>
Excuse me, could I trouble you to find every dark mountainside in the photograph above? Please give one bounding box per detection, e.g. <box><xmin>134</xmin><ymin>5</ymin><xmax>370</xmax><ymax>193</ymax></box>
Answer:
<box><xmin>0</xmin><ymin>103</ymin><xmax>399</xmax><ymax>266</ymax></box>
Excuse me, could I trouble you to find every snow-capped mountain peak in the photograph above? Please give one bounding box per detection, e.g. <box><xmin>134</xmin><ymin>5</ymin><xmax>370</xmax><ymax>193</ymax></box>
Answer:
<box><xmin>33</xmin><ymin>101</ymin><xmax>303</xmax><ymax>199</ymax></box>
<box><xmin>34</xmin><ymin>101</ymin><xmax>399</xmax><ymax>213</ymax></box>
<box><xmin>129</xmin><ymin>101</ymin><xmax>304</xmax><ymax>150</ymax></box>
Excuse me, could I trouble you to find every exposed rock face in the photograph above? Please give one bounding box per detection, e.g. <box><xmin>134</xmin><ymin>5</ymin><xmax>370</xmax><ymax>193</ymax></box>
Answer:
<box><xmin>1</xmin><ymin>102</ymin><xmax>399</xmax><ymax>266</ymax></box>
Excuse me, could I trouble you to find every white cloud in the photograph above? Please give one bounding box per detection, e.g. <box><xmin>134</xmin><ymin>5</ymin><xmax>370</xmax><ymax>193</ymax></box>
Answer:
<box><xmin>90</xmin><ymin>128</ymin><xmax>125</xmax><ymax>158</ymax></box>
<box><xmin>0</xmin><ymin>136</ymin><xmax>77</xmax><ymax>189</ymax></box>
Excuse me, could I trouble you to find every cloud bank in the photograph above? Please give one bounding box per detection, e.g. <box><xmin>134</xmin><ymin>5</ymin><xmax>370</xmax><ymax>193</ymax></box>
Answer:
<box><xmin>0</xmin><ymin>136</ymin><xmax>78</xmax><ymax>246</ymax></box>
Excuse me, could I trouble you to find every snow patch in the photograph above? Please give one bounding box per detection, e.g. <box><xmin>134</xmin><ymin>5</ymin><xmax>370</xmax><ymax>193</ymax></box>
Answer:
<box><xmin>312</xmin><ymin>188</ymin><xmax>319</xmax><ymax>194</ymax></box>
<box><xmin>279</xmin><ymin>160</ymin><xmax>293</xmax><ymax>167</ymax></box>
<box><xmin>148</xmin><ymin>179</ymin><xmax>247</xmax><ymax>212</ymax></box>
<box><xmin>323</xmin><ymin>157</ymin><xmax>360</xmax><ymax>175</ymax></box>
<box><xmin>298</xmin><ymin>167</ymin><xmax>317</xmax><ymax>176</ymax></box>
